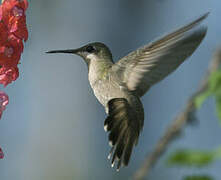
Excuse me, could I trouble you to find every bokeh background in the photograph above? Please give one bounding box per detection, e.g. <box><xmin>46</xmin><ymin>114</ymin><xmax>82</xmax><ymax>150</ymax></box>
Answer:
<box><xmin>0</xmin><ymin>0</ymin><xmax>220</xmax><ymax>179</ymax></box>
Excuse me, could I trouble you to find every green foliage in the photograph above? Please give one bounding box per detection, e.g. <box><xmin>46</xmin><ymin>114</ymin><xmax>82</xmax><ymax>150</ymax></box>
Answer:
<box><xmin>195</xmin><ymin>90</ymin><xmax>211</xmax><ymax>108</ymax></box>
<box><xmin>194</xmin><ymin>70</ymin><xmax>221</xmax><ymax>123</ymax></box>
<box><xmin>209</xmin><ymin>71</ymin><xmax>221</xmax><ymax>94</ymax></box>
<box><xmin>167</xmin><ymin>147</ymin><xmax>221</xmax><ymax>167</ymax></box>
<box><xmin>214</xmin><ymin>147</ymin><xmax>221</xmax><ymax>159</ymax></box>
<box><xmin>171</xmin><ymin>70</ymin><xmax>221</xmax><ymax>180</ymax></box>
<box><xmin>167</xmin><ymin>149</ymin><xmax>214</xmax><ymax>167</ymax></box>
<box><xmin>215</xmin><ymin>97</ymin><xmax>221</xmax><ymax>121</ymax></box>
<box><xmin>183</xmin><ymin>175</ymin><xmax>213</xmax><ymax>180</ymax></box>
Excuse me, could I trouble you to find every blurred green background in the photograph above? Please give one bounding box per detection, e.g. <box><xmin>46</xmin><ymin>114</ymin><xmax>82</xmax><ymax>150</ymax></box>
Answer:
<box><xmin>0</xmin><ymin>0</ymin><xmax>220</xmax><ymax>179</ymax></box>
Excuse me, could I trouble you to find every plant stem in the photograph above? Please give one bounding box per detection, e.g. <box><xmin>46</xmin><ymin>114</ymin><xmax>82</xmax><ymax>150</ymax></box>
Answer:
<box><xmin>133</xmin><ymin>48</ymin><xmax>221</xmax><ymax>180</ymax></box>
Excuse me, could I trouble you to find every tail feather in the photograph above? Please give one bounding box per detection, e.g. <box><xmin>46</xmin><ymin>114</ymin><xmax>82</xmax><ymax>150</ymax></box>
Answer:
<box><xmin>104</xmin><ymin>98</ymin><xmax>141</xmax><ymax>170</ymax></box>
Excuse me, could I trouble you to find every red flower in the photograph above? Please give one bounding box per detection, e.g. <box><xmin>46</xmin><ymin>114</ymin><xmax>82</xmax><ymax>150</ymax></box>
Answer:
<box><xmin>0</xmin><ymin>34</ymin><xmax>23</xmax><ymax>67</ymax></box>
<box><xmin>8</xmin><ymin>15</ymin><xmax>28</xmax><ymax>41</ymax></box>
<box><xmin>0</xmin><ymin>147</ymin><xmax>4</xmax><ymax>159</ymax></box>
<box><xmin>0</xmin><ymin>0</ymin><xmax>28</xmax><ymax>159</ymax></box>
<box><xmin>0</xmin><ymin>22</ymin><xmax>8</xmax><ymax>44</ymax></box>
<box><xmin>0</xmin><ymin>66</ymin><xmax>19</xmax><ymax>86</ymax></box>
<box><xmin>0</xmin><ymin>0</ymin><xmax>28</xmax><ymax>23</ymax></box>
<box><xmin>0</xmin><ymin>90</ymin><xmax>9</xmax><ymax>118</ymax></box>
<box><xmin>0</xmin><ymin>0</ymin><xmax>28</xmax><ymax>87</ymax></box>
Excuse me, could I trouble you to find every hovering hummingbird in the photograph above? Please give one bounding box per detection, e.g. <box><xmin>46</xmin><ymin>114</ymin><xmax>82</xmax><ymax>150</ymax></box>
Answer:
<box><xmin>46</xmin><ymin>13</ymin><xmax>208</xmax><ymax>170</ymax></box>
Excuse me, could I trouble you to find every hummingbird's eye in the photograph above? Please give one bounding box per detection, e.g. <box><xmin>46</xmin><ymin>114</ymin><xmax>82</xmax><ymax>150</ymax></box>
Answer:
<box><xmin>86</xmin><ymin>45</ymin><xmax>96</xmax><ymax>53</ymax></box>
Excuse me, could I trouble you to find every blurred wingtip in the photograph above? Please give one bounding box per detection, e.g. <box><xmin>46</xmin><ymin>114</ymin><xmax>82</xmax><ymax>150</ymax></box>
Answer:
<box><xmin>193</xmin><ymin>12</ymin><xmax>210</xmax><ymax>26</ymax></box>
<box><xmin>203</xmin><ymin>12</ymin><xmax>210</xmax><ymax>18</ymax></box>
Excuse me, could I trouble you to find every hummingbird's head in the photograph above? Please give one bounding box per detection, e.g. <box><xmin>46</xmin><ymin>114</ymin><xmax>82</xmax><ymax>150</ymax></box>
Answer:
<box><xmin>46</xmin><ymin>42</ymin><xmax>113</xmax><ymax>66</ymax></box>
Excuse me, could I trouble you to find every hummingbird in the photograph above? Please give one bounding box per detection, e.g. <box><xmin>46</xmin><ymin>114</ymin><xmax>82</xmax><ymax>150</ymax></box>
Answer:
<box><xmin>46</xmin><ymin>13</ymin><xmax>208</xmax><ymax>170</ymax></box>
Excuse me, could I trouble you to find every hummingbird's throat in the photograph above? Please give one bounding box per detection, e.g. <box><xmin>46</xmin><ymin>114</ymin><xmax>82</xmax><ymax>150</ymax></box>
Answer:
<box><xmin>86</xmin><ymin>53</ymin><xmax>97</xmax><ymax>61</ymax></box>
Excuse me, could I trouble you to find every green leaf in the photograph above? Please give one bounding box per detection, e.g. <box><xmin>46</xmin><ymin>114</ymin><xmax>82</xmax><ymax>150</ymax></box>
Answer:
<box><xmin>211</xmin><ymin>71</ymin><xmax>221</xmax><ymax>123</ymax></box>
<box><xmin>183</xmin><ymin>175</ymin><xmax>213</xmax><ymax>180</ymax></box>
<box><xmin>167</xmin><ymin>149</ymin><xmax>215</xmax><ymax>167</ymax></box>
<box><xmin>208</xmin><ymin>71</ymin><xmax>221</xmax><ymax>95</ymax></box>
<box><xmin>194</xmin><ymin>90</ymin><xmax>211</xmax><ymax>108</ymax></box>
<box><xmin>215</xmin><ymin>96</ymin><xmax>221</xmax><ymax>123</ymax></box>
<box><xmin>194</xmin><ymin>70</ymin><xmax>221</xmax><ymax>123</ymax></box>
<box><xmin>214</xmin><ymin>146</ymin><xmax>221</xmax><ymax>159</ymax></box>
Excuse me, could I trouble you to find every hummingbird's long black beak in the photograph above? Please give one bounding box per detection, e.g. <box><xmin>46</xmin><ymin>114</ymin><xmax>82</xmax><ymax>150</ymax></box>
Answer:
<box><xmin>46</xmin><ymin>49</ymin><xmax>79</xmax><ymax>54</ymax></box>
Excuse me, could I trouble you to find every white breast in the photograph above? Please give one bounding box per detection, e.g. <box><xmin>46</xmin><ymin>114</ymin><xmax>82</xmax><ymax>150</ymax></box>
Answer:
<box><xmin>88</xmin><ymin>58</ymin><xmax>100</xmax><ymax>87</ymax></box>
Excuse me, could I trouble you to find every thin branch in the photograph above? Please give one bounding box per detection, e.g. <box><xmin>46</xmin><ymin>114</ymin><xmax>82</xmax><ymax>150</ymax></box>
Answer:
<box><xmin>133</xmin><ymin>48</ymin><xmax>221</xmax><ymax>180</ymax></box>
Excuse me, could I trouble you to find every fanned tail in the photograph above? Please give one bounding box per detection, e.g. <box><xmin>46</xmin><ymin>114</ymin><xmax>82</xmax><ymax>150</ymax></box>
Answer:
<box><xmin>104</xmin><ymin>98</ymin><xmax>141</xmax><ymax>170</ymax></box>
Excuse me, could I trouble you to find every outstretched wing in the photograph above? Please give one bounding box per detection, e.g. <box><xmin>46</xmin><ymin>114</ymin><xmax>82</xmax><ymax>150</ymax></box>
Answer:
<box><xmin>113</xmin><ymin>13</ymin><xmax>208</xmax><ymax>97</ymax></box>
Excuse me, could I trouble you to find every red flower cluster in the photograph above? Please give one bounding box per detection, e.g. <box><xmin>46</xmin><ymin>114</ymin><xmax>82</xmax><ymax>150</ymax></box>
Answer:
<box><xmin>0</xmin><ymin>147</ymin><xmax>4</xmax><ymax>159</ymax></box>
<box><xmin>0</xmin><ymin>90</ymin><xmax>8</xmax><ymax>159</ymax></box>
<box><xmin>0</xmin><ymin>0</ymin><xmax>28</xmax><ymax>86</ymax></box>
<box><xmin>0</xmin><ymin>0</ymin><xmax>28</xmax><ymax>159</ymax></box>
<box><xmin>0</xmin><ymin>90</ymin><xmax>8</xmax><ymax>119</ymax></box>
